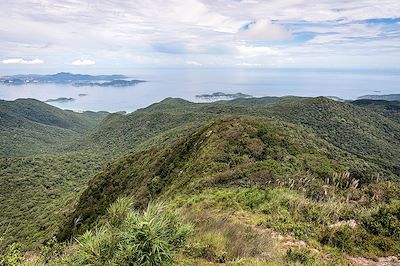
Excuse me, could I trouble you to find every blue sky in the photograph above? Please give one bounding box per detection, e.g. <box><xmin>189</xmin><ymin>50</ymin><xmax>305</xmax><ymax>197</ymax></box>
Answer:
<box><xmin>0</xmin><ymin>0</ymin><xmax>399</xmax><ymax>72</ymax></box>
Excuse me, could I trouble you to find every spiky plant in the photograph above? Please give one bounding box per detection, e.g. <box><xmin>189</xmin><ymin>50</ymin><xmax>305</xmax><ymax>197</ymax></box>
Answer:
<box><xmin>68</xmin><ymin>197</ymin><xmax>192</xmax><ymax>266</ymax></box>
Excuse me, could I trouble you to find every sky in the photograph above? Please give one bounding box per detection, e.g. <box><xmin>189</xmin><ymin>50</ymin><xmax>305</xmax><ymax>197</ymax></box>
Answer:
<box><xmin>0</xmin><ymin>0</ymin><xmax>400</xmax><ymax>72</ymax></box>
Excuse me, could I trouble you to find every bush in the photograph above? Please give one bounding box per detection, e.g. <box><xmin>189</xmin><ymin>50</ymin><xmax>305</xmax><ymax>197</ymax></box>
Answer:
<box><xmin>362</xmin><ymin>201</ymin><xmax>400</xmax><ymax>240</ymax></box>
<box><xmin>285</xmin><ymin>247</ymin><xmax>316</xmax><ymax>265</ymax></box>
<box><xmin>320</xmin><ymin>226</ymin><xmax>355</xmax><ymax>252</ymax></box>
<box><xmin>69</xmin><ymin>197</ymin><xmax>192</xmax><ymax>265</ymax></box>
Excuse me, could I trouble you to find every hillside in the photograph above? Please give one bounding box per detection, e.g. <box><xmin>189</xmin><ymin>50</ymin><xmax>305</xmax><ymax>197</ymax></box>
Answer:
<box><xmin>266</xmin><ymin>97</ymin><xmax>400</xmax><ymax>176</ymax></box>
<box><xmin>0</xmin><ymin>152</ymin><xmax>107</xmax><ymax>249</ymax></box>
<box><xmin>1</xmin><ymin>96</ymin><xmax>399</xmax><ymax>265</ymax></box>
<box><xmin>0</xmin><ymin>99</ymin><xmax>110</xmax><ymax>249</ymax></box>
<box><xmin>0</xmin><ymin>98</ymin><xmax>108</xmax><ymax>156</ymax></box>
<box><xmin>59</xmin><ymin>117</ymin><xmax>400</xmax><ymax>264</ymax></box>
<box><xmin>76</xmin><ymin>97</ymin><xmax>400</xmax><ymax>177</ymax></box>
<box><xmin>351</xmin><ymin>99</ymin><xmax>400</xmax><ymax>123</ymax></box>
<box><xmin>357</xmin><ymin>94</ymin><xmax>400</xmax><ymax>101</ymax></box>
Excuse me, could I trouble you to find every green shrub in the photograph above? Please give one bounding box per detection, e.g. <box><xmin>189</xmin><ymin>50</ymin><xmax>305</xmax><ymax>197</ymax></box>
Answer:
<box><xmin>320</xmin><ymin>226</ymin><xmax>355</xmax><ymax>252</ymax></box>
<box><xmin>68</xmin><ymin>197</ymin><xmax>192</xmax><ymax>265</ymax></box>
<box><xmin>285</xmin><ymin>247</ymin><xmax>316</xmax><ymax>265</ymax></box>
<box><xmin>0</xmin><ymin>243</ymin><xmax>24</xmax><ymax>266</ymax></box>
<box><xmin>362</xmin><ymin>200</ymin><xmax>400</xmax><ymax>240</ymax></box>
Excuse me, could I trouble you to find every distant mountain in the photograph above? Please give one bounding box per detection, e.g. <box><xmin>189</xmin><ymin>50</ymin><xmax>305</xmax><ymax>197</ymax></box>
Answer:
<box><xmin>0</xmin><ymin>72</ymin><xmax>128</xmax><ymax>85</ymax></box>
<box><xmin>45</xmin><ymin>97</ymin><xmax>75</xmax><ymax>103</ymax></box>
<box><xmin>73</xmin><ymin>79</ymin><xmax>146</xmax><ymax>87</ymax></box>
<box><xmin>196</xmin><ymin>92</ymin><xmax>253</xmax><ymax>100</ymax></box>
<box><xmin>357</xmin><ymin>94</ymin><xmax>400</xmax><ymax>101</ymax></box>
<box><xmin>325</xmin><ymin>96</ymin><xmax>346</xmax><ymax>102</ymax></box>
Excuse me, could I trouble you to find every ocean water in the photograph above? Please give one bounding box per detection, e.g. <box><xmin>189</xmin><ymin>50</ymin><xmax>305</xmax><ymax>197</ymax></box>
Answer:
<box><xmin>1</xmin><ymin>68</ymin><xmax>399</xmax><ymax>112</ymax></box>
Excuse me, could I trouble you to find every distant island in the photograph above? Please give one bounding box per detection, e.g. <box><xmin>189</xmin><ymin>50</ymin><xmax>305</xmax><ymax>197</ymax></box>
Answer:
<box><xmin>78</xmin><ymin>93</ymin><xmax>88</xmax><ymax>97</ymax></box>
<box><xmin>196</xmin><ymin>92</ymin><xmax>253</xmax><ymax>100</ymax></box>
<box><xmin>73</xmin><ymin>79</ymin><xmax>146</xmax><ymax>87</ymax></box>
<box><xmin>358</xmin><ymin>94</ymin><xmax>400</xmax><ymax>101</ymax></box>
<box><xmin>45</xmin><ymin>97</ymin><xmax>75</xmax><ymax>103</ymax></box>
<box><xmin>0</xmin><ymin>72</ymin><xmax>145</xmax><ymax>86</ymax></box>
<box><xmin>325</xmin><ymin>96</ymin><xmax>347</xmax><ymax>102</ymax></box>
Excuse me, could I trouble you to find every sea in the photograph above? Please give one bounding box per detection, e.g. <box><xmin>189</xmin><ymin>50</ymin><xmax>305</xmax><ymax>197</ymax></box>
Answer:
<box><xmin>1</xmin><ymin>68</ymin><xmax>399</xmax><ymax>112</ymax></box>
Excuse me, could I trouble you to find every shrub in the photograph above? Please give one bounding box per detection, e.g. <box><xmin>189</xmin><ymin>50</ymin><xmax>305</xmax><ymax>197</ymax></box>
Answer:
<box><xmin>362</xmin><ymin>200</ymin><xmax>400</xmax><ymax>240</ymax></box>
<box><xmin>285</xmin><ymin>247</ymin><xmax>316</xmax><ymax>265</ymax></box>
<box><xmin>0</xmin><ymin>243</ymin><xmax>24</xmax><ymax>266</ymax></box>
<box><xmin>69</xmin><ymin>197</ymin><xmax>192</xmax><ymax>265</ymax></box>
<box><xmin>320</xmin><ymin>226</ymin><xmax>355</xmax><ymax>252</ymax></box>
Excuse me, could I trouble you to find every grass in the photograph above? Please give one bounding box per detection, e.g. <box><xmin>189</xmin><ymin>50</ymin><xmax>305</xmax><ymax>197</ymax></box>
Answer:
<box><xmin>173</xmin><ymin>187</ymin><xmax>400</xmax><ymax>259</ymax></box>
<box><xmin>3</xmin><ymin>198</ymin><xmax>192</xmax><ymax>265</ymax></box>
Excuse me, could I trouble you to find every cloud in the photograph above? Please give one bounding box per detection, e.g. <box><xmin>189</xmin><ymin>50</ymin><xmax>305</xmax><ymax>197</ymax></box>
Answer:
<box><xmin>0</xmin><ymin>0</ymin><xmax>399</xmax><ymax>68</ymax></box>
<box><xmin>237</xmin><ymin>19</ymin><xmax>292</xmax><ymax>41</ymax></box>
<box><xmin>152</xmin><ymin>42</ymin><xmax>188</xmax><ymax>54</ymax></box>
<box><xmin>71</xmin><ymin>59</ymin><xmax>95</xmax><ymax>66</ymax></box>
<box><xmin>1</xmin><ymin>58</ymin><xmax>43</xmax><ymax>64</ymax></box>
<box><xmin>236</xmin><ymin>45</ymin><xmax>281</xmax><ymax>58</ymax></box>
<box><xmin>236</xmin><ymin>62</ymin><xmax>261</xmax><ymax>67</ymax></box>
<box><xmin>185</xmin><ymin>60</ymin><xmax>202</xmax><ymax>66</ymax></box>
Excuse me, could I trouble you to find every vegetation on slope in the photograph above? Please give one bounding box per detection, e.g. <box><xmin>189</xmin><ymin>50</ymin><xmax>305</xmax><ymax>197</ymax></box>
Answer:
<box><xmin>351</xmin><ymin>99</ymin><xmax>400</xmax><ymax>123</ymax></box>
<box><xmin>0</xmin><ymin>99</ymin><xmax>108</xmax><ymax>157</ymax></box>
<box><xmin>58</xmin><ymin>117</ymin><xmax>400</xmax><ymax>262</ymax></box>
<box><xmin>0</xmin><ymin>152</ymin><xmax>107</xmax><ymax>250</ymax></box>
<box><xmin>267</xmin><ymin>97</ymin><xmax>400</xmax><ymax>176</ymax></box>
<box><xmin>1</xmin><ymin>198</ymin><xmax>191</xmax><ymax>265</ymax></box>
<box><xmin>1</xmin><ymin>96</ymin><xmax>400</xmax><ymax>265</ymax></box>
<box><xmin>0</xmin><ymin>99</ymin><xmax>110</xmax><ymax>250</ymax></box>
<box><xmin>76</xmin><ymin>97</ymin><xmax>400</xmax><ymax>177</ymax></box>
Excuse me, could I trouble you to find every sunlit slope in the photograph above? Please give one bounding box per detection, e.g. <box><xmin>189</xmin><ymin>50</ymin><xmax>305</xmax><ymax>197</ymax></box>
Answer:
<box><xmin>60</xmin><ymin>117</ymin><xmax>387</xmax><ymax>239</ymax></box>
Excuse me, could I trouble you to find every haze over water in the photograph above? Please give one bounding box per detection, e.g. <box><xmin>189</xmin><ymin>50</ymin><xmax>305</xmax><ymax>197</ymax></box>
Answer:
<box><xmin>1</xmin><ymin>68</ymin><xmax>399</xmax><ymax>112</ymax></box>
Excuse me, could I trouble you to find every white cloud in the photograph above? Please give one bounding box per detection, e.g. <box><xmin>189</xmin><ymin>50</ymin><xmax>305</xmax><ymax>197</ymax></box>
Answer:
<box><xmin>0</xmin><ymin>0</ymin><xmax>399</xmax><ymax>68</ymax></box>
<box><xmin>236</xmin><ymin>45</ymin><xmax>281</xmax><ymax>58</ymax></box>
<box><xmin>236</xmin><ymin>62</ymin><xmax>261</xmax><ymax>67</ymax></box>
<box><xmin>185</xmin><ymin>60</ymin><xmax>202</xmax><ymax>66</ymax></box>
<box><xmin>71</xmin><ymin>59</ymin><xmax>95</xmax><ymax>66</ymax></box>
<box><xmin>236</xmin><ymin>19</ymin><xmax>292</xmax><ymax>41</ymax></box>
<box><xmin>1</xmin><ymin>58</ymin><xmax>43</xmax><ymax>64</ymax></box>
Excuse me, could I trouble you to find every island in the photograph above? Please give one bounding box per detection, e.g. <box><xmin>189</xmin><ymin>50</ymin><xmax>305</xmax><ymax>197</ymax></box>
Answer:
<box><xmin>73</xmin><ymin>79</ymin><xmax>146</xmax><ymax>87</ymax></box>
<box><xmin>44</xmin><ymin>97</ymin><xmax>75</xmax><ymax>103</ymax></box>
<box><xmin>358</xmin><ymin>94</ymin><xmax>400</xmax><ymax>101</ymax></box>
<box><xmin>0</xmin><ymin>72</ymin><xmax>136</xmax><ymax>85</ymax></box>
<box><xmin>196</xmin><ymin>92</ymin><xmax>253</xmax><ymax>100</ymax></box>
<box><xmin>325</xmin><ymin>96</ymin><xmax>347</xmax><ymax>102</ymax></box>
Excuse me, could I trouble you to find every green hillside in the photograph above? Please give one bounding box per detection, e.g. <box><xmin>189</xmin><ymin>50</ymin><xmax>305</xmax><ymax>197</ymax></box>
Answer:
<box><xmin>77</xmin><ymin>97</ymin><xmax>400</xmax><ymax>176</ymax></box>
<box><xmin>1</xmin><ymin>97</ymin><xmax>399</xmax><ymax>265</ymax></box>
<box><xmin>266</xmin><ymin>97</ymin><xmax>400</xmax><ymax>176</ymax></box>
<box><xmin>60</xmin><ymin>117</ymin><xmax>388</xmax><ymax>236</ymax></box>
<box><xmin>0</xmin><ymin>98</ymin><xmax>108</xmax><ymax>157</ymax></box>
<box><xmin>351</xmin><ymin>99</ymin><xmax>400</xmax><ymax>123</ymax></box>
<box><xmin>0</xmin><ymin>99</ymin><xmax>109</xmax><ymax>249</ymax></box>
<box><xmin>58</xmin><ymin>117</ymin><xmax>400</xmax><ymax>264</ymax></box>
<box><xmin>0</xmin><ymin>152</ymin><xmax>107</xmax><ymax>249</ymax></box>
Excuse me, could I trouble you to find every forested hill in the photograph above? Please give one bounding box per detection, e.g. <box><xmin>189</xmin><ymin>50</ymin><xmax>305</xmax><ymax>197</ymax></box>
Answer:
<box><xmin>1</xmin><ymin>96</ymin><xmax>400</xmax><ymax>265</ymax></box>
<box><xmin>75</xmin><ymin>96</ymin><xmax>400</xmax><ymax>176</ymax></box>
<box><xmin>0</xmin><ymin>98</ymin><xmax>108</xmax><ymax>157</ymax></box>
